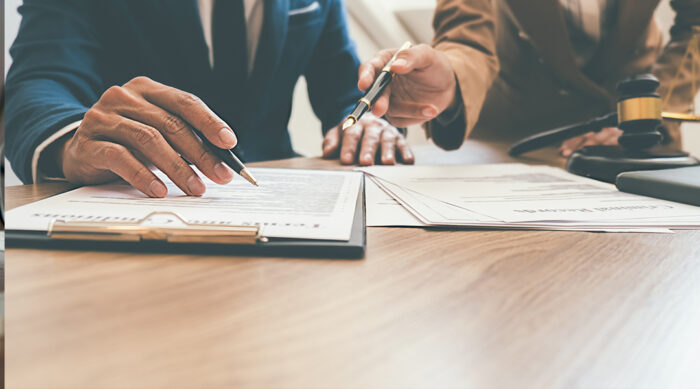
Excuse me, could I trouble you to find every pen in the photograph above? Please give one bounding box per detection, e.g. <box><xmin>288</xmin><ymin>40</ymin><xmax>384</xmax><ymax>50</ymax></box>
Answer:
<box><xmin>342</xmin><ymin>41</ymin><xmax>413</xmax><ymax>131</ymax></box>
<box><xmin>200</xmin><ymin>135</ymin><xmax>258</xmax><ymax>187</ymax></box>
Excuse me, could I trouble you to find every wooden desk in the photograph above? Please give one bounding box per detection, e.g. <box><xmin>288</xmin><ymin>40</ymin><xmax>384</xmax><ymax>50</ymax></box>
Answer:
<box><xmin>6</xmin><ymin>140</ymin><xmax>700</xmax><ymax>388</ymax></box>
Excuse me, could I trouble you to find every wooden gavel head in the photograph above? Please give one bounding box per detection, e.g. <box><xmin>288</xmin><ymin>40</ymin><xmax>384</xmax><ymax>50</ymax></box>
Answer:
<box><xmin>616</xmin><ymin>74</ymin><xmax>664</xmax><ymax>150</ymax></box>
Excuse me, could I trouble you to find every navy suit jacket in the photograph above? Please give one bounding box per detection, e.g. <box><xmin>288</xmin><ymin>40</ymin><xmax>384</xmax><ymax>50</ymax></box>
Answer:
<box><xmin>6</xmin><ymin>0</ymin><xmax>362</xmax><ymax>183</ymax></box>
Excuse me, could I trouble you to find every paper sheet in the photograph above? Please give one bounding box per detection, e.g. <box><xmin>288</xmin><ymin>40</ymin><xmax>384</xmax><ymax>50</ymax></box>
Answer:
<box><xmin>365</xmin><ymin>177</ymin><xmax>424</xmax><ymax>227</ymax></box>
<box><xmin>369</xmin><ymin>176</ymin><xmax>673</xmax><ymax>233</ymax></box>
<box><xmin>7</xmin><ymin>168</ymin><xmax>362</xmax><ymax>241</ymax></box>
<box><xmin>361</xmin><ymin>164</ymin><xmax>700</xmax><ymax>227</ymax></box>
<box><xmin>360</xmin><ymin>164</ymin><xmax>698</xmax><ymax>232</ymax></box>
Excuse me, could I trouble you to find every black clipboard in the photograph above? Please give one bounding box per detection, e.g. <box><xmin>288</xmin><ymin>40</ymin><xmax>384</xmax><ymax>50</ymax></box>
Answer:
<box><xmin>6</xmin><ymin>178</ymin><xmax>366</xmax><ymax>259</ymax></box>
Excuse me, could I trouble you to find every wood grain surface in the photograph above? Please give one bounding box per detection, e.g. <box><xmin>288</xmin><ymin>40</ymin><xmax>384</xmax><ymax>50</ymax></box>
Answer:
<box><xmin>5</xmin><ymin>140</ymin><xmax>700</xmax><ymax>388</ymax></box>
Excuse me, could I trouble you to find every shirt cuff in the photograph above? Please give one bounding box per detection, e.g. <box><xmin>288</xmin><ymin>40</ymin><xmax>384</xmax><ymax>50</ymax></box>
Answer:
<box><xmin>32</xmin><ymin>120</ymin><xmax>82</xmax><ymax>183</ymax></box>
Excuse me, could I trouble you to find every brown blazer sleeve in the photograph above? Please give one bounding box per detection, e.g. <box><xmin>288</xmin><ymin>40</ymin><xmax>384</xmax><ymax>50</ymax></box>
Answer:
<box><xmin>653</xmin><ymin>0</ymin><xmax>700</xmax><ymax>114</ymax></box>
<box><xmin>425</xmin><ymin>0</ymin><xmax>499</xmax><ymax>150</ymax></box>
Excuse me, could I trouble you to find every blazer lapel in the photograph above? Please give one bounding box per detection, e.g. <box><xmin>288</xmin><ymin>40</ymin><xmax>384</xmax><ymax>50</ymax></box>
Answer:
<box><xmin>584</xmin><ymin>0</ymin><xmax>660</xmax><ymax>81</ymax></box>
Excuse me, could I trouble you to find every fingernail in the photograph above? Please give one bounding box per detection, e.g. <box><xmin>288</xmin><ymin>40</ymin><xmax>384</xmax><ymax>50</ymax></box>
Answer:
<box><xmin>344</xmin><ymin>152</ymin><xmax>354</xmax><ymax>161</ymax></box>
<box><xmin>187</xmin><ymin>175</ymin><xmax>206</xmax><ymax>196</ymax></box>
<box><xmin>423</xmin><ymin>107</ymin><xmax>438</xmax><ymax>117</ymax></box>
<box><xmin>393</xmin><ymin>59</ymin><xmax>407</xmax><ymax>68</ymax></box>
<box><xmin>149</xmin><ymin>180</ymin><xmax>167</xmax><ymax>197</ymax></box>
<box><xmin>364</xmin><ymin>153</ymin><xmax>372</xmax><ymax>161</ymax></box>
<box><xmin>214</xmin><ymin>162</ymin><xmax>233</xmax><ymax>182</ymax></box>
<box><xmin>218</xmin><ymin>128</ymin><xmax>237</xmax><ymax>147</ymax></box>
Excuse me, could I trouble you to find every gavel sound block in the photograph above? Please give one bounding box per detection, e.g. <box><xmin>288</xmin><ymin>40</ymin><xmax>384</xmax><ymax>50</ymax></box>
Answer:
<box><xmin>509</xmin><ymin>74</ymin><xmax>699</xmax><ymax>183</ymax></box>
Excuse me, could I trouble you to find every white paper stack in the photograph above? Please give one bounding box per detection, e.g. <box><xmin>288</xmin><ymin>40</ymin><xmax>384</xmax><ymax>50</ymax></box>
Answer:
<box><xmin>360</xmin><ymin>164</ymin><xmax>700</xmax><ymax>233</ymax></box>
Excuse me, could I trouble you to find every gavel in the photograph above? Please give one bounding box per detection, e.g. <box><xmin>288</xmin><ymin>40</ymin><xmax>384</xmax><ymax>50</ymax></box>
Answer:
<box><xmin>508</xmin><ymin>74</ymin><xmax>700</xmax><ymax>156</ymax></box>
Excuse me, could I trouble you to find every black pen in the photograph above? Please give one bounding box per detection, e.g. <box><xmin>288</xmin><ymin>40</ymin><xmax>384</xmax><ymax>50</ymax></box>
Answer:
<box><xmin>200</xmin><ymin>135</ymin><xmax>258</xmax><ymax>187</ymax></box>
<box><xmin>342</xmin><ymin>41</ymin><xmax>413</xmax><ymax>131</ymax></box>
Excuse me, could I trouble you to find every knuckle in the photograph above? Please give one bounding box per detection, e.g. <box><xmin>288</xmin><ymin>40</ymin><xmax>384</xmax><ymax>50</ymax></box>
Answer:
<box><xmin>202</xmin><ymin>112</ymin><xmax>224</xmax><ymax>129</ymax></box>
<box><xmin>132</xmin><ymin>125</ymin><xmax>161</xmax><ymax>147</ymax></box>
<box><xmin>131</xmin><ymin>166</ymin><xmax>151</xmax><ymax>184</ymax></box>
<box><xmin>82</xmin><ymin>108</ymin><xmax>105</xmax><ymax>126</ymax></box>
<box><xmin>193</xmin><ymin>147</ymin><xmax>215</xmax><ymax>166</ymax></box>
<box><xmin>101</xmin><ymin>86</ymin><xmax>128</xmax><ymax>103</ymax></box>
<box><xmin>169</xmin><ymin>158</ymin><xmax>189</xmax><ymax>176</ymax></box>
<box><xmin>102</xmin><ymin>143</ymin><xmax>127</xmax><ymax>161</ymax></box>
<box><xmin>127</xmin><ymin>76</ymin><xmax>152</xmax><ymax>87</ymax></box>
<box><xmin>343</xmin><ymin>142</ymin><xmax>357</xmax><ymax>153</ymax></box>
<box><xmin>176</xmin><ymin>92</ymin><xmax>202</xmax><ymax>107</ymax></box>
<box><xmin>161</xmin><ymin>114</ymin><xmax>190</xmax><ymax>135</ymax></box>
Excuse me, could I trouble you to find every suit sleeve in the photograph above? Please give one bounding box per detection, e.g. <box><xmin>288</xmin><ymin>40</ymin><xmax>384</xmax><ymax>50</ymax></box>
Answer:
<box><xmin>425</xmin><ymin>0</ymin><xmax>499</xmax><ymax>150</ymax></box>
<box><xmin>5</xmin><ymin>0</ymin><xmax>103</xmax><ymax>183</ymax></box>
<box><xmin>303</xmin><ymin>0</ymin><xmax>363</xmax><ymax>134</ymax></box>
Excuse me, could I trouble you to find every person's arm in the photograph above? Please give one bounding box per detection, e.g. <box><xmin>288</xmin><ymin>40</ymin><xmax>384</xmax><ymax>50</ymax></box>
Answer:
<box><xmin>425</xmin><ymin>0</ymin><xmax>499</xmax><ymax>150</ymax></box>
<box><xmin>307</xmin><ymin>0</ymin><xmax>413</xmax><ymax>165</ymax></box>
<box><xmin>6</xmin><ymin>0</ymin><xmax>239</xmax><ymax>196</ymax></box>
<box><xmin>5</xmin><ymin>0</ymin><xmax>103</xmax><ymax>183</ymax></box>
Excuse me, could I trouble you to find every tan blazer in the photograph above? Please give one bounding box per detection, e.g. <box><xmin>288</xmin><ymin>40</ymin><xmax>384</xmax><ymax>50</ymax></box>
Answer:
<box><xmin>429</xmin><ymin>0</ymin><xmax>700</xmax><ymax>150</ymax></box>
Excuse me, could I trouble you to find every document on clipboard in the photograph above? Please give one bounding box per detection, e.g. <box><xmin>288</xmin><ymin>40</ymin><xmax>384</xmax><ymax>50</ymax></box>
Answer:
<box><xmin>6</xmin><ymin>168</ymin><xmax>366</xmax><ymax>257</ymax></box>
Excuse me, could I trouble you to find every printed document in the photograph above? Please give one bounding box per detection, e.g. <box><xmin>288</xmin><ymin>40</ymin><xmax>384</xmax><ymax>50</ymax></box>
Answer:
<box><xmin>360</xmin><ymin>164</ymin><xmax>700</xmax><ymax>231</ymax></box>
<box><xmin>7</xmin><ymin>168</ymin><xmax>362</xmax><ymax>241</ymax></box>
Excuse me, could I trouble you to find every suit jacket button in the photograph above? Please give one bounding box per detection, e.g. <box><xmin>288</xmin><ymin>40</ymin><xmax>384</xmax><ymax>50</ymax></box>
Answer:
<box><xmin>559</xmin><ymin>89</ymin><xmax>570</xmax><ymax>96</ymax></box>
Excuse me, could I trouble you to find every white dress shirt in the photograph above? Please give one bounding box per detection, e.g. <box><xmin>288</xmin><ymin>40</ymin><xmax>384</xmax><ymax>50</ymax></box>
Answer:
<box><xmin>33</xmin><ymin>0</ymin><xmax>264</xmax><ymax>182</ymax></box>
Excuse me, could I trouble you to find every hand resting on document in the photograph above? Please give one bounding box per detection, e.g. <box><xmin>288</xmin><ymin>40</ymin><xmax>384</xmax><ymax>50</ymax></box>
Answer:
<box><xmin>322</xmin><ymin>113</ymin><xmax>414</xmax><ymax>166</ymax></box>
<box><xmin>51</xmin><ymin>77</ymin><xmax>238</xmax><ymax>198</ymax></box>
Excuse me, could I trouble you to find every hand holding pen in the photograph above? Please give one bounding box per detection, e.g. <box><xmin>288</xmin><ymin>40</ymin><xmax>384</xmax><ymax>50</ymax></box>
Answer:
<box><xmin>355</xmin><ymin>43</ymin><xmax>460</xmax><ymax>128</ymax></box>
<box><xmin>56</xmin><ymin>76</ymin><xmax>256</xmax><ymax>199</ymax></box>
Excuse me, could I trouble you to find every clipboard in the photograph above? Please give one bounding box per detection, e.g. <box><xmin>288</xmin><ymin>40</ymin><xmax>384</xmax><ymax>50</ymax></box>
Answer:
<box><xmin>6</xmin><ymin>179</ymin><xmax>366</xmax><ymax>259</ymax></box>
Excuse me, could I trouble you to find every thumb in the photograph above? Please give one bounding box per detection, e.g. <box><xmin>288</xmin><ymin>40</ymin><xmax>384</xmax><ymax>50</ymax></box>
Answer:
<box><xmin>390</xmin><ymin>44</ymin><xmax>436</xmax><ymax>74</ymax></box>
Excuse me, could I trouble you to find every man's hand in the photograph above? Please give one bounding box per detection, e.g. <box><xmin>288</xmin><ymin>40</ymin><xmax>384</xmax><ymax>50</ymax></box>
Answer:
<box><xmin>58</xmin><ymin>76</ymin><xmax>238</xmax><ymax>197</ymax></box>
<box><xmin>322</xmin><ymin>114</ymin><xmax>414</xmax><ymax>166</ymax></box>
<box><xmin>559</xmin><ymin>127</ymin><xmax>623</xmax><ymax>157</ymax></box>
<box><xmin>358</xmin><ymin>44</ymin><xmax>458</xmax><ymax>128</ymax></box>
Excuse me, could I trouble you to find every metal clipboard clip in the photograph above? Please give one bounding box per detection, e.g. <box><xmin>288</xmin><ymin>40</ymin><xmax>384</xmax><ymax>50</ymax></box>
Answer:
<box><xmin>48</xmin><ymin>211</ymin><xmax>266</xmax><ymax>245</ymax></box>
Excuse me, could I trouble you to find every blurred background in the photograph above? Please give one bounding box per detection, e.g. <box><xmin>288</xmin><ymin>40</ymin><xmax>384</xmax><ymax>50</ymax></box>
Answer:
<box><xmin>4</xmin><ymin>0</ymin><xmax>700</xmax><ymax>186</ymax></box>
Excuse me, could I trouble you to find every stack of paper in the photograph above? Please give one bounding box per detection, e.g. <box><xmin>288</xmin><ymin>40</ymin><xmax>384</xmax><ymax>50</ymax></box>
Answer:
<box><xmin>361</xmin><ymin>164</ymin><xmax>700</xmax><ymax>232</ymax></box>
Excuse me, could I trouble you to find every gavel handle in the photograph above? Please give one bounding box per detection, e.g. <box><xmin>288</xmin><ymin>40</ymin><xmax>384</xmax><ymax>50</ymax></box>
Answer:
<box><xmin>508</xmin><ymin>112</ymin><xmax>619</xmax><ymax>156</ymax></box>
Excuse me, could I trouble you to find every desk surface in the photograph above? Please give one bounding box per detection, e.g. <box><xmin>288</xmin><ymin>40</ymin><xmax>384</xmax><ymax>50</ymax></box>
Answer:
<box><xmin>6</xmin><ymin>140</ymin><xmax>700</xmax><ymax>388</ymax></box>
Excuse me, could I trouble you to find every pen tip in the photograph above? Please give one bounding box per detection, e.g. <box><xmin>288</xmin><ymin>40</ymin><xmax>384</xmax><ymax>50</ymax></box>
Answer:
<box><xmin>342</xmin><ymin>118</ymin><xmax>355</xmax><ymax>131</ymax></box>
<box><xmin>240</xmin><ymin>169</ymin><xmax>259</xmax><ymax>187</ymax></box>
